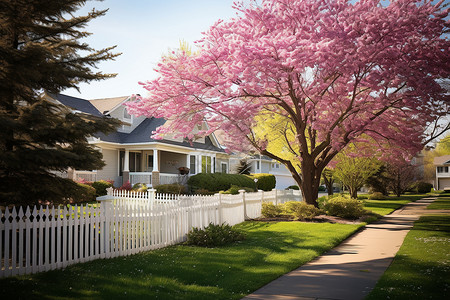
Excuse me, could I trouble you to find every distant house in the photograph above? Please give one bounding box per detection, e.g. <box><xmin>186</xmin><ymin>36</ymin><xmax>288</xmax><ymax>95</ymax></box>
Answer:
<box><xmin>434</xmin><ymin>155</ymin><xmax>450</xmax><ymax>190</ymax></box>
<box><xmin>230</xmin><ymin>154</ymin><xmax>297</xmax><ymax>189</ymax></box>
<box><xmin>46</xmin><ymin>93</ymin><xmax>230</xmax><ymax>187</ymax></box>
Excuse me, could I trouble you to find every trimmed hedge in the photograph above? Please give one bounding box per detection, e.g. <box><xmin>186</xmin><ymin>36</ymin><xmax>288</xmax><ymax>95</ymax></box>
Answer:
<box><xmin>154</xmin><ymin>184</ymin><xmax>186</xmax><ymax>194</ymax></box>
<box><xmin>247</xmin><ymin>173</ymin><xmax>276</xmax><ymax>191</ymax></box>
<box><xmin>92</xmin><ymin>180</ymin><xmax>113</xmax><ymax>196</ymax></box>
<box><xmin>188</xmin><ymin>173</ymin><xmax>255</xmax><ymax>193</ymax></box>
<box><xmin>324</xmin><ymin>196</ymin><xmax>366</xmax><ymax>219</ymax></box>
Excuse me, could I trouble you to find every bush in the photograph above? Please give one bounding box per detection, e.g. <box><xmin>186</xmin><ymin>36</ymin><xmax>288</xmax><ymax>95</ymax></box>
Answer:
<box><xmin>67</xmin><ymin>183</ymin><xmax>96</xmax><ymax>203</ymax></box>
<box><xmin>287</xmin><ymin>185</ymin><xmax>300</xmax><ymax>190</ymax></box>
<box><xmin>414</xmin><ymin>181</ymin><xmax>433</xmax><ymax>193</ymax></box>
<box><xmin>318</xmin><ymin>185</ymin><xmax>326</xmax><ymax>192</ymax></box>
<box><xmin>220</xmin><ymin>185</ymin><xmax>254</xmax><ymax>195</ymax></box>
<box><xmin>284</xmin><ymin>201</ymin><xmax>321</xmax><ymax>220</ymax></box>
<box><xmin>324</xmin><ymin>196</ymin><xmax>366</xmax><ymax>219</ymax></box>
<box><xmin>368</xmin><ymin>192</ymin><xmax>386</xmax><ymax>200</ymax></box>
<box><xmin>185</xmin><ymin>223</ymin><xmax>245</xmax><ymax>247</ymax></box>
<box><xmin>261</xmin><ymin>202</ymin><xmax>283</xmax><ymax>218</ymax></box>
<box><xmin>118</xmin><ymin>180</ymin><xmax>132</xmax><ymax>191</ymax></box>
<box><xmin>132</xmin><ymin>183</ymin><xmax>148</xmax><ymax>193</ymax></box>
<box><xmin>154</xmin><ymin>184</ymin><xmax>186</xmax><ymax>194</ymax></box>
<box><xmin>188</xmin><ymin>173</ymin><xmax>255</xmax><ymax>193</ymax></box>
<box><xmin>247</xmin><ymin>174</ymin><xmax>276</xmax><ymax>191</ymax></box>
<box><xmin>92</xmin><ymin>180</ymin><xmax>113</xmax><ymax>196</ymax></box>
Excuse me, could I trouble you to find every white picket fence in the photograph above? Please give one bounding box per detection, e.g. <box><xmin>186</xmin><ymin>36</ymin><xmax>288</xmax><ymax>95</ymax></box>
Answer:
<box><xmin>0</xmin><ymin>189</ymin><xmax>301</xmax><ymax>278</ymax></box>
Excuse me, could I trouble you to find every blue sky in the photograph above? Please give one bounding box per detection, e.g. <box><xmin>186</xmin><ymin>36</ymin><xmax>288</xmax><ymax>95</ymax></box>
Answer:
<box><xmin>64</xmin><ymin>0</ymin><xmax>237</xmax><ymax>99</ymax></box>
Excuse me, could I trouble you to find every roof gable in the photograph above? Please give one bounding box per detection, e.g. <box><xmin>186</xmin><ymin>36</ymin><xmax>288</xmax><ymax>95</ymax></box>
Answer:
<box><xmin>89</xmin><ymin>96</ymin><xmax>129</xmax><ymax>114</ymax></box>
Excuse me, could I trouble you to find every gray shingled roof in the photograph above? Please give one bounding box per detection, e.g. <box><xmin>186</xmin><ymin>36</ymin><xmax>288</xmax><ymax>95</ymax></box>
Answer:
<box><xmin>95</xmin><ymin>118</ymin><xmax>225</xmax><ymax>152</ymax></box>
<box><xmin>50</xmin><ymin>93</ymin><xmax>103</xmax><ymax>117</ymax></box>
<box><xmin>51</xmin><ymin>94</ymin><xmax>225</xmax><ymax>152</ymax></box>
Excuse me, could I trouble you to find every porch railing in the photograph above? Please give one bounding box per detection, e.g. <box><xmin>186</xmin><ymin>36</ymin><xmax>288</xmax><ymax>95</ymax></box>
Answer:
<box><xmin>160</xmin><ymin>174</ymin><xmax>179</xmax><ymax>185</ymax></box>
<box><xmin>74</xmin><ymin>171</ymin><xmax>97</xmax><ymax>182</ymax></box>
<box><xmin>130</xmin><ymin>172</ymin><xmax>152</xmax><ymax>186</ymax></box>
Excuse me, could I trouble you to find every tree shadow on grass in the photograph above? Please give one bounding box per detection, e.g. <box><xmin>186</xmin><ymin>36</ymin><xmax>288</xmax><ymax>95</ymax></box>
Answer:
<box><xmin>0</xmin><ymin>222</ymin><xmax>362</xmax><ymax>300</ymax></box>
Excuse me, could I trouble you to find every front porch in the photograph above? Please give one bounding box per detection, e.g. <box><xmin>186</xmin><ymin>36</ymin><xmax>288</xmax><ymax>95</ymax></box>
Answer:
<box><xmin>129</xmin><ymin>172</ymin><xmax>183</xmax><ymax>186</ymax></box>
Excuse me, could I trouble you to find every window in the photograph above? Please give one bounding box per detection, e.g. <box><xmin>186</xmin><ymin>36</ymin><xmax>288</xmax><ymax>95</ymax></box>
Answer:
<box><xmin>256</xmin><ymin>161</ymin><xmax>260</xmax><ymax>170</ymax></box>
<box><xmin>202</xmin><ymin>156</ymin><xmax>212</xmax><ymax>173</ymax></box>
<box><xmin>438</xmin><ymin>166</ymin><xmax>449</xmax><ymax>173</ymax></box>
<box><xmin>123</xmin><ymin>108</ymin><xmax>131</xmax><ymax>120</ymax></box>
<box><xmin>190</xmin><ymin>155</ymin><xmax>196</xmax><ymax>174</ymax></box>
<box><xmin>221</xmin><ymin>162</ymin><xmax>228</xmax><ymax>174</ymax></box>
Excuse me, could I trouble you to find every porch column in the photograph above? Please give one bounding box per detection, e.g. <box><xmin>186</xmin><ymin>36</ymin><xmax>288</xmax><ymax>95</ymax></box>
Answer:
<box><xmin>197</xmin><ymin>154</ymin><xmax>202</xmax><ymax>174</ymax></box>
<box><xmin>123</xmin><ymin>149</ymin><xmax>130</xmax><ymax>184</ymax></box>
<box><xmin>152</xmin><ymin>149</ymin><xmax>160</xmax><ymax>186</ymax></box>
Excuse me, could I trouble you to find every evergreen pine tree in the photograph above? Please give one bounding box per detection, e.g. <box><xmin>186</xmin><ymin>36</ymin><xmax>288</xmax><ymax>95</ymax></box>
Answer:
<box><xmin>0</xmin><ymin>0</ymin><xmax>121</xmax><ymax>205</ymax></box>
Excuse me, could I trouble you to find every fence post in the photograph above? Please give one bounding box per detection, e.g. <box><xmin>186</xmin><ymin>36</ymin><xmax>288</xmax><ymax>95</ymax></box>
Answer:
<box><xmin>147</xmin><ymin>188</ymin><xmax>156</xmax><ymax>209</ymax></box>
<box><xmin>217</xmin><ymin>193</ymin><xmax>223</xmax><ymax>224</ymax></box>
<box><xmin>97</xmin><ymin>194</ymin><xmax>115</xmax><ymax>258</ymax></box>
<box><xmin>239</xmin><ymin>190</ymin><xmax>249</xmax><ymax>221</ymax></box>
<box><xmin>273</xmin><ymin>188</ymin><xmax>278</xmax><ymax>205</ymax></box>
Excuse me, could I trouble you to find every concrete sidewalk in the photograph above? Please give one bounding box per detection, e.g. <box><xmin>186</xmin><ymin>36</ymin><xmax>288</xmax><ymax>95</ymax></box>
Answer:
<box><xmin>243</xmin><ymin>198</ymin><xmax>444</xmax><ymax>300</ymax></box>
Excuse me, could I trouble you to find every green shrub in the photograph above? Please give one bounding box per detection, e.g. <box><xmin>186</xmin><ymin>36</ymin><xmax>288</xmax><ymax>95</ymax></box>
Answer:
<box><xmin>132</xmin><ymin>183</ymin><xmax>148</xmax><ymax>193</ymax></box>
<box><xmin>261</xmin><ymin>202</ymin><xmax>283</xmax><ymax>218</ymax></box>
<box><xmin>185</xmin><ymin>223</ymin><xmax>245</xmax><ymax>247</ymax></box>
<box><xmin>368</xmin><ymin>192</ymin><xmax>386</xmax><ymax>200</ymax></box>
<box><xmin>283</xmin><ymin>201</ymin><xmax>321</xmax><ymax>220</ymax></box>
<box><xmin>92</xmin><ymin>180</ymin><xmax>113</xmax><ymax>196</ymax></box>
<box><xmin>324</xmin><ymin>196</ymin><xmax>366</xmax><ymax>219</ymax></box>
<box><xmin>287</xmin><ymin>185</ymin><xmax>299</xmax><ymax>190</ymax></box>
<box><xmin>220</xmin><ymin>185</ymin><xmax>254</xmax><ymax>195</ymax></box>
<box><xmin>67</xmin><ymin>183</ymin><xmax>96</xmax><ymax>203</ymax></box>
<box><xmin>317</xmin><ymin>195</ymin><xmax>328</xmax><ymax>209</ymax></box>
<box><xmin>188</xmin><ymin>173</ymin><xmax>255</xmax><ymax>193</ymax></box>
<box><xmin>318</xmin><ymin>185</ymin><xmax>326</xmax><ymax>191</ymax></box>
<box><xmin>414</xmin><ymin>181</ymin><xmax>433</xmax><ymax>193</ymax></box>
<box><xmin>247</xmin><ymin>173</ymin><xmax>276</xmax><ymax>191</ymax></box>
<box><xmin>154</xmin><ymin>184</ymin><xmax>186</xmax><ymax>194</ymax></box>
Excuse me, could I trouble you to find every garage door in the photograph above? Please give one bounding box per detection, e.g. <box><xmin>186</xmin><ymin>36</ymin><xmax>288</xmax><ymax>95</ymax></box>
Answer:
<box><xmin>438</xmin><ymin>178</ymin><xmax>450</xmax><ymax>190</ymax></box>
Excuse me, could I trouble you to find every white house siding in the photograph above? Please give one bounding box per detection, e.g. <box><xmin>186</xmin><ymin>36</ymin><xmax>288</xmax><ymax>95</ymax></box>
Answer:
<box><xmin>216</xmin><ymin>157</ymin><xmax>229</xmax><ymax>173</ymax></box>
<box><xmin>96</xmin><ymin>149</ymin><xmax>120</xmax><ymax>184</ymax></box>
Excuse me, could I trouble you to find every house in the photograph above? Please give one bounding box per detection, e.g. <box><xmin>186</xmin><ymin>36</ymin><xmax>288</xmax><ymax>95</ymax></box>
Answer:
<box><xmin>434</xmin><ymin>155</ymin><xmax>450</xmax><ymax>190</ymax></box>
<box><xmin>230</xmin><ymin>154</ymin><xmax>297</xmax><ymax>189</ymax></box>
<box><xmin>46</xmin><ymin>93</ymin><xmax>230</xmax><ymax>187</ymax></box>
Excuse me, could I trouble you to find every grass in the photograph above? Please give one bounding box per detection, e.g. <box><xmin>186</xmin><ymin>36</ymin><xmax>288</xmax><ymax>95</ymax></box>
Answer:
<box><xmin>0</xmin><ymin>221</ymin><xmax>363</xmax><ymax>300</ymax></box>
<box><xmin>366</xmin><ymin>215</ymin><xmax>450</xmax><ymax>300</ymax></box>
<box><xmin>357</xmin><ymin>194</ymin><xmax>424</xmax><ymax>216</ymax></box>
<box><xmin>427</xmin><ymin>195</ymin><xmax>450</xmax><ymax>210</ymax></box>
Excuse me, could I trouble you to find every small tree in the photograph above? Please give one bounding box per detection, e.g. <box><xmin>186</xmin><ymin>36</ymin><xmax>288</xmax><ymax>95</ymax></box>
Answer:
<box><xmin>366</xmin><ymin>164</ymin><xmax>391</xmax><ymax>196</ymax></box>
<box><xmin>334</xmin><ymin>154</ymin><xmax>380</xmax><ymax>199</ymax></box>
<box><xmin>321</xmin><ymin>168</ymin><xmax>335</xmax><ymax>196</ymax></box>
<box><xmin>387</xmin><ymin>161</ymin><xmax>418</xmax><ymax>197</ymax></box>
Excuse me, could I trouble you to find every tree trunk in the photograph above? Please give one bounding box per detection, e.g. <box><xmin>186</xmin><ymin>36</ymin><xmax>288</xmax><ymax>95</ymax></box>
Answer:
<box><xmin>350</xmin><ymin>187</ymin><xmax>358</xmax><ymax>199</ymax></box>
<box><xmin>323</xmin><ymin>174</ymin><xmax>334</xmax><ymax>196</ymax></box>
<box><xmin>298</xmin><ymin>159</ymin><xmax>321</xmax><ymax>208</ymax></box>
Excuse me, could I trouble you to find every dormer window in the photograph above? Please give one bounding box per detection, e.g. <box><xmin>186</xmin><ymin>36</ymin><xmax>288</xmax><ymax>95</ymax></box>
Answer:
<box><xmin>123</xmin><ymin>108</ymin><xmax>131</xmax><ymax>120</ymax></box>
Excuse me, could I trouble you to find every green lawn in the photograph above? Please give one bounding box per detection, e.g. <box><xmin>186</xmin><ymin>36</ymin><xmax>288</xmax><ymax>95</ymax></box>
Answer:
<box><xmin>366</xmin><ymin>215</ymin><xmax>450</xmax><ymax>300</ymax></box>
<box><xmin>0</xmin><ymin>221</ymin><xmax>363</xmax><ymax>300</ymax></box>
<box><xmin>427</xmin><ymin>196</ymin><xmax>450</xmax><ymax>210</ymax></box>
<box><xmin>362</xmin><ymin>199</ymin><xmax>411</xmax><ymax>216</ymax></box>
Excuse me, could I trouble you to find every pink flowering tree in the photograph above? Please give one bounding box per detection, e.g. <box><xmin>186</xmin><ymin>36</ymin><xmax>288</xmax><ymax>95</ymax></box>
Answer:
<box><xmin>127</xmin><ymin>0</ymin><xmax>450</xmax><ymax>206</ymax></box>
